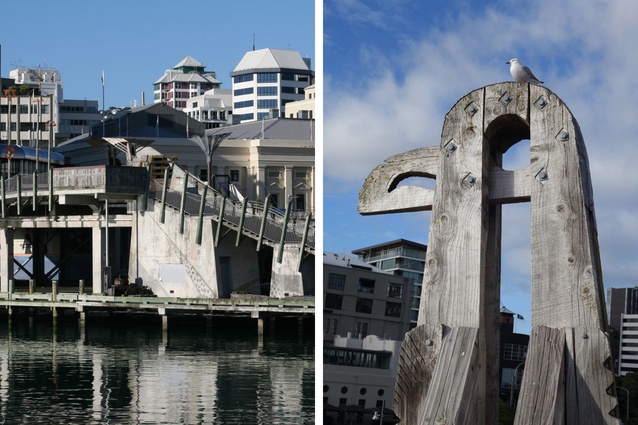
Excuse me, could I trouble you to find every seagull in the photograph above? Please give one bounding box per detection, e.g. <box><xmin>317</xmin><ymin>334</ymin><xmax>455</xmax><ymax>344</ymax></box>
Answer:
<box><xmin>506</xmin><ymin>58</ymin><xmax>543</xmax><ymax>84</ymax></box>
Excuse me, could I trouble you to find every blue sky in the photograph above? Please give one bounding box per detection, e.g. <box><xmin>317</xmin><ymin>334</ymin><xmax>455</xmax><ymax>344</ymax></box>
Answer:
<box><xmin>324</xmin><ymin>0</ymin><xmax>638</xmax><ymax>335</ymax></box>
<box><xmin>1</xmin><ymin>0</ymin><xmax>314</xmax><ymax>109</ymax></box>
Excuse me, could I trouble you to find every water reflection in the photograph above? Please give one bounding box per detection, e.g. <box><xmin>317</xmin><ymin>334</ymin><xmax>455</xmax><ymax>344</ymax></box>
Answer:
<box><xmin>0</xmin><ymin>315</ymin><xmax>314</xmax><ymax>424</ymax></box>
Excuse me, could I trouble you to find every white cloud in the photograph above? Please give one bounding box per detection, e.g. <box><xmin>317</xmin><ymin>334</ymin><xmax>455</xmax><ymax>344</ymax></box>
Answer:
<box><xmin>325</xmin><ymin>0</ymin><xmax>638</xmax><ymax>287</ymax></box>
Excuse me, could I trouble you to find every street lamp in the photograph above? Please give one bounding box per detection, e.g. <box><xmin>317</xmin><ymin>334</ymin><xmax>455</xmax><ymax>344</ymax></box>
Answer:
<box><xmin>617</xmin><ymin>386</ymin><xmax>629</xmax><ymax>419</ymax></box>
<box><xmin>45</xmin><ymin>120</ymin><xmax>56</xmax><ymax>173</ymax></box>
<box><xmin>509</xmin><ymin>361</ymin><xmax>526</xmax><ymax>407</ymax></box>
<box><xmin>372</xmin><ymin>399</ymin><xmax>385</xmax><ymax>425</ymax></box>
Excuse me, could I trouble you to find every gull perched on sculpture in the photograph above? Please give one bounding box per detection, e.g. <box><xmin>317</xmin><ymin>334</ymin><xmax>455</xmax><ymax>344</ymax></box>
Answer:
<box><xmin>507</xmin><ymin>58</ymin><xmax>543</xmax><ymax>84</ymax></box>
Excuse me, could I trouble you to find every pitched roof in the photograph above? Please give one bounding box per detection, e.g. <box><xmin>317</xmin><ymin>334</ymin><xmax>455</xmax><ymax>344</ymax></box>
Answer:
<box><xmin>154</xmin><ymin>69</ymin><xmax>220</xmax><ymax>85</ymax></box>
<box><xmin>174</xmin><ymin>56</ymin><xmax>205</xmax><ymax>69</ymax></box>
<box><xmin>232</xmin><ymin>48</ymin><xmax>311</xmax><ymax>73</ymax></box>
<box><xmin>206</xmin><ymin>117</ymin><xmax>314</xmax><ymax>141</ymax></box>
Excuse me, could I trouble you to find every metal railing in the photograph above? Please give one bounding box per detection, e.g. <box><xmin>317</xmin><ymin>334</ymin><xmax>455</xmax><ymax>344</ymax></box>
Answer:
<box><xmin>148</xmin><ymin>169</ymin><xmax>315</xmax><ymax>252</ymax></box>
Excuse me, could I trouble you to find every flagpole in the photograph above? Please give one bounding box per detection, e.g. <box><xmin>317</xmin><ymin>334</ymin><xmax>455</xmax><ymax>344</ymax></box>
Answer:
<box><xmin>101</xmin><ymin>70</ymin><xmax>105</xmax><ymax>112</ymax></box>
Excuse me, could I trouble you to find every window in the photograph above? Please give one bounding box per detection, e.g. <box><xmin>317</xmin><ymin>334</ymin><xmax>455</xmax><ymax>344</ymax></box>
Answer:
<box><xmin>229</xmin><ymin>170</ymin><xmax>239</xmax><ymax>182</ymax></box>
<box><xmin>236</xmin><ymin>113</ymin><xmax>254</xmax><ymax>121</ymax></box>
<box><xmin>281</xmin><ymin>73</ymin><xmax>310</xmax><ymax>82</ymax></box>
<box><xmin>501</xmin><ymin>367</ymin><xmax>524</xmax><ymax>390</ymax></box>
<box><xmin>19</xmin><ymin>105</ymin><xmax>28</xmax><ymax>114</ymax></box>
<box><xmin>328</xmin><ymin>273</ymin><xmax>346</xmax><ymax>290</ymax></box>
<box><xmin>387</xmin><ymin>282</ymin><xmax>403</xmax><ymax>298</ymax></box>
<box><xmin>503</xmin><ymin>343</ymin><xmax>528</xmax><ymax>362</ymax></box>
<box><xmin>234</xmin><ymin>87</ymin><xmax>253</xmax><ymax>96</ymax></box>
<box><xmin>325</xmin><ymin>293</ymin><xmax>343</xmax><ymax>310</ymax></box>
<box><xmin>355</xmin><ymin>321</ymin><xmax>369</xmax><ymax>338</ymax></box>
<box><xmin>385</xmin><ymin>302</ymin><xmax>401</xmax><ymax>318</ymax></box>
<box><xmin>257</xmin><ymin>72</ymin><xmax>277</xmax><ymax>83</ymax></box>
<box><xmin>358</xmin><ymin>278</ymin><xmax>375</xmax><ymax>294</ymax></box>
<box><xmin>257</xmin><ymin>99</ymin><xmax>278</xmax><ymax>109</ymax></box>
<box><xmin>324</xmin><ymin>318</ymin><xmax>338</xmax><ymax>335</ymax></box>
<box><xmin>295</xmin><ymin>170</ymin><xmax>307</xmax><ymax>179</ymax></box>
<box><xmin>267</xmin><ymin>170</ymin><xmax>280</xmax><ymax>179</ymax></box>
<box><xmin>257</xmin><ymin>86</ymin><xmax>278</xmax><ymax>96</ymax></box>
<box><xmin>233</xmin><ymin>74</ymin><xmax>253</xmax><ymax>83</ymax></box>
<box><xmin>355</xmin><ymin>298</ymin><xmax>373</xmax><ymax>314</ymax></box>
<box><xmin>234</xmin><ymin>100</ymin><xmax>254</xmax><ymax>109</ymax></box>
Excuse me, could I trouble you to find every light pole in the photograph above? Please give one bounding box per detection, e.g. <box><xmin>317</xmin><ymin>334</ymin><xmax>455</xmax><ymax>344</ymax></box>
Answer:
<box><xmin>45</xmin><ymin>119</ymin><xmax>56</xmax><ymax>173</ymax></box>
<box><xmin>617</xmin><ymin>386</ymin><xmax>629</xmax><ymax>419</ymax></box>
<box><xmin>373</xmin><ymin>399</ymin><xmax>385</xmax><ymax>425</ymax></box>
<box><xmin>509</xmin><ymin>361</ymin><xmax>526</xmax><ymax>407</ymax></box>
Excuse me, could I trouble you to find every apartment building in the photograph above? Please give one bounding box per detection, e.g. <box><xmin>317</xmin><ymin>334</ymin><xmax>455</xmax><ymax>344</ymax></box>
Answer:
<box><xmin>153</xmin><ymin>56</ymin><xmax>221</xmax><ymax>110</ymax></box>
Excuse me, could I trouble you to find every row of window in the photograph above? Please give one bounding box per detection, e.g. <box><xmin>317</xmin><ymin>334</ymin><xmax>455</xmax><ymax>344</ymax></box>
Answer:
<box><xmin>503</xmin><ymin>343</ymin><xmax>527</xmax><ymax>362</ymax></box>
<box><xmin>324</xmin><ymin>293</ymin><xmax>402</xmax><ymax>317</ymax></box>
<box><xmin>234</xmin><ymin>88</ymin><xmax>253</xmax><ymax>96</ymax></box>
<box><xmin>323</xmin><ymin>347</ymin><xmax>392</xmax><ymax>369</ymax></box>
<box><xmin>327</xmin><ymin>273</ymin><xmax>404</xmax><ymax>298</ymax></box>
<box><xmin>60</xmin><ymin>106</ymin><xmax>98</xmax><ymax>112</ymax></box>
<box><xmin>257</xmin><ymin>99</ymin><xmax>278</xmax><ymax>109</ymax></box>
<box><xmin>234</xmin><ymin>100</ymin><xmax>254</xmax><ymax>109</ymax></box>
<box><xmin>324</xmin><ymin>386</ymin><xmax>385</xmax><ymax>398</ymax></box>
<box><xmin>0</xmin><ymin>123</ymin><xmax>55</xmax><ymax>131</ymax></box>
<box><xmin>1</xmin><ymin>105</ymin><xmax>50</xmax><ymax>114</ymax></box>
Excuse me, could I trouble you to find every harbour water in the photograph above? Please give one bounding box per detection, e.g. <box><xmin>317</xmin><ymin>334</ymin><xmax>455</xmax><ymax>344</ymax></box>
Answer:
<box><xmin>0</xmin><ymin>313</ymin><xmax>315</xmax><ymax>424</ymax></box>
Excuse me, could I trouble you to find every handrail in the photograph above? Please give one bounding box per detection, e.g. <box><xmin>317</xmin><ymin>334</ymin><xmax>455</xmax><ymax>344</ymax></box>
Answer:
<box><xmin>147</xmin><ymin>170</ymin><xmax>315</xmax><ymax>252</ymax></box>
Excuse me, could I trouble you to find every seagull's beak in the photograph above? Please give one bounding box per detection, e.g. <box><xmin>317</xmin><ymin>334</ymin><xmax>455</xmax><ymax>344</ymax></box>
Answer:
<box><xmin>506</xmin><ymin>61</ymin><xmax>511</xmax><ymax>64</ymax></box>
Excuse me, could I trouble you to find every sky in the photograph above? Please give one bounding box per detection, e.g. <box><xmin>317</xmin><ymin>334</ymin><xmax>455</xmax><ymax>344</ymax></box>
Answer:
<box><xmin>1</xmin><ymin>0</ymin><xmax>315</xmax><ymax>110</ymax></box>
<box><xmin>324</xmin><ymin>0</ymin><xmax>638</xmax><ymax>335</ymax></box>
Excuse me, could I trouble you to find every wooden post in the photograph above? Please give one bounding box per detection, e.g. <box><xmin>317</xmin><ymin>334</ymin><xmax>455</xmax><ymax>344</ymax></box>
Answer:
<box><xmin>359</xmin><ymin>82</ymin><xmax>620</xmax><ymax>424</ymax></box>
<box><xmin>52</xmin><ymin>280</ymin><xmax>58</xmax><ymax>302</ymax></box>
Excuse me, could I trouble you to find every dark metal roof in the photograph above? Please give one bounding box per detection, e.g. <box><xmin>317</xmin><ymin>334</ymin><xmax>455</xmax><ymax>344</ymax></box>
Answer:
<box><xmin>206</xmin><ymin>117</ymin><xmax>314</xmax><ymax>141</ymax></box>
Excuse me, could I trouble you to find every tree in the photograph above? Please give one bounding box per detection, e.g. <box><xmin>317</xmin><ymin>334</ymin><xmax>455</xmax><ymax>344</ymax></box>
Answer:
<box><xmin>617</xmin><ymin>372</ymin><xmax>638</xmax><ymax>424</ymax></box>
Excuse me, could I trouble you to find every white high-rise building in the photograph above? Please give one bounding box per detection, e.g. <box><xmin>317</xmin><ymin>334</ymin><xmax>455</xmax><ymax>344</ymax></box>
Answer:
<box><xmin>2</xmin><ymin>67</ymin><xmax>100</xmax><ymax>147</ymax></box>
<box><xmin>230</xmin><ymin>48</ymin><xmax>313</xmax><ymax>123</ymax></box>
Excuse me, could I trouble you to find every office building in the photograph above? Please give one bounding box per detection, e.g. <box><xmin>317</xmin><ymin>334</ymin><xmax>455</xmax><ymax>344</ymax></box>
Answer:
<box><xmin>323</xmin><ymin>252</ymin><xmax>413</xmax><ymax>346</ymax></box>
<box><xmin>352</xmin><ymin>239</ymin><xmax>427</xmax><ymax>329</ymax></box>
<box><xmin>608</xmin><ymin>287</ymin><xmax>638</xmax><ymax>375</ymax></box>
<box><xmin>230</xmin><ymin>48</ymin><xmax>313</xmax><ymax>123</ymax></box>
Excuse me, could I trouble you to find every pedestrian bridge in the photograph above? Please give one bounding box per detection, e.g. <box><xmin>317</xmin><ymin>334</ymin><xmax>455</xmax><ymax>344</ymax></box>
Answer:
<box><xmin>0</xmin><ymin>165</ymin><xmax>314</xmax><ymax>297</ymax></box>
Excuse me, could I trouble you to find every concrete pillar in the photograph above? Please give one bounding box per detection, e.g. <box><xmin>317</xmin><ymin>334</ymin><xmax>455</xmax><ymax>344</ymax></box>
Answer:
<box><xmin>79</xmin><ymin>279</ymin><xmax>85</xmax><ymax>295</ymax></box>
<box><xmin>309</xmin><ymin>166</ymin><xmax>315</xmax><ymax>213</ymax></box>
<box><xmin>257</xmin><ymin>166</ymin><xmax>266</xmax><ymax>201</ymax></box>
<box><xmin>0</xmin><ymin>228</ymin><xmax>14</xmax><ymax>292</ymax></box>
<box><xmin>29</xmin><ymin>279</ymin><xmax>35</xmax><ymax>294</ymax></box>
<box><xmin>92</xmin><ymin>226</ymin><xmax>104</xmax><ymax>294</ymax></box>
<box><xmin>32</xmin><ymin>230</ymin><xmax>45</xmax><ymax>286</ymax></box>
<box><xmin>284</xmin><ymin>166</ymin><xmax>293</xmax><ymax>207</ymax></box>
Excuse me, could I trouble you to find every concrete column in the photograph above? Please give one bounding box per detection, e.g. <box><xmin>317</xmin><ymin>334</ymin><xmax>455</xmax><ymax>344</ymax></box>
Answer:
<box><xmin>0</xmin><ymin>228</ymin><xmax>14</xmax><ymax>292</ymax></box>
<box><xmin>284</xmin><ymin>166</ymin><xmax>293</xmax><ymax>207</ymax></box>
<box><xmin>257</xmin><ymin>166</ymin><xmax>266</xmax><ymax>201</ymax></box>
<box><xmin>309</xmin><ymin>166</ymin><xmax>315</xmax><ymax>213</ymax></box>
<box><xmin>92</xmin><ymin>226</ymin><xmax>104</xmax><ymax>294</ymax></box>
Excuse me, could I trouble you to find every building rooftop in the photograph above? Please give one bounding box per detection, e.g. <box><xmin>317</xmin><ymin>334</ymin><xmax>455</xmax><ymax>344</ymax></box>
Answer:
<box><xmin>231</xmin><ymin>48</ymin><xmax>312</xmax><ymax>74</ymax></box>
<box><xmin>206</xmin><ymin>117</ymin><xmax>314</xmax><ymax>141</ymax></box>
<box><xmin>352</xmin><ymin>238</ymin><xmax>428</xmax><ymax>254</ymax></box>
<box><xmin>174</xmin><ymin>56</ymin><xmax>205</xmax><ymax>69</ymax></box>
<box><xmin>323</xmin><ymin>252</ymin><xmax>390</xmax><ymax>274</ymax></box>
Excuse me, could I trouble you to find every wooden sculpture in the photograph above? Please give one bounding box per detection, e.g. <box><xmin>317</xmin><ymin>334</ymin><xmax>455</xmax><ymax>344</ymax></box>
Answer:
<box><xmin>359</xmin><ymin>82</ymin><xmax>619</xmax><ymax>424</ymax></box>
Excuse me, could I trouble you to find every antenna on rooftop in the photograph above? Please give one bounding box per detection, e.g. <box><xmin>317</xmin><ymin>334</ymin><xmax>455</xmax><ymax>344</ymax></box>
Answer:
<box><xmin>253</xmin><ymin>33</ymin><xmax>255</xmax><ymax>51</ymax></box>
